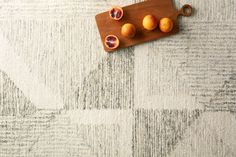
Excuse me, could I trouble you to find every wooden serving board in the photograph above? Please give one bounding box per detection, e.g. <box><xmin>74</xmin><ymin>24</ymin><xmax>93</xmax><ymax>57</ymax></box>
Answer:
<box><xmin>95</xmin><ymin>0</ymin><xmax>192</xmax><ymax>52</ymax></box>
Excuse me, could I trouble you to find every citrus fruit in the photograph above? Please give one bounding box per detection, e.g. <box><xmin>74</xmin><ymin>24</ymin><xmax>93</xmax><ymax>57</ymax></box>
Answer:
<box><xmin>109</xmin><ymin>7</ymin><xmax>123</xmax><ymax>20</ymax></box>
<box><xmin>121</xmin><ymin>23</ymin><xmax>136</xmax><ymax>38</ymax></box>
<box><xmin>104</xmin><ymin>35</ymin><xmax>120</xmax><ymax>50</ymax></box>
<box><xmin>142</xmin><ymin>15</ymin><xmax>158</xmax><ymax>31</ymax></box>
<box><xmin>159</xmin><ymin>17</ymin><xmax>173</xmax><ymax>33</ymax></box>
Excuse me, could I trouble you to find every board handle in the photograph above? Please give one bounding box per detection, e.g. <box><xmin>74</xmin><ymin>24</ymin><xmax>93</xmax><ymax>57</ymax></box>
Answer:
<box><xmin>178</xmin><ymin>4</ymin><xmax>192</xmax><ymax>17</ymax></box>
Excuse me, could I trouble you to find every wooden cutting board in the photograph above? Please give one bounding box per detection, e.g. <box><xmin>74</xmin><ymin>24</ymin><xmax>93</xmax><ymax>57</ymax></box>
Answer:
<box><xmin>95</xmin><ymin>0</ymin><xmax>192</xmax><ymax>52</ymax></box>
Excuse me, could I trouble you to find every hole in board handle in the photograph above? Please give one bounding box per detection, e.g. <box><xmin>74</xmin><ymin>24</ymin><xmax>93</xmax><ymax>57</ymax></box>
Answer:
<box><xmin>179</xmin><ymin>4</ymin><xmax>192</xmax><ymax>17</ymax></box>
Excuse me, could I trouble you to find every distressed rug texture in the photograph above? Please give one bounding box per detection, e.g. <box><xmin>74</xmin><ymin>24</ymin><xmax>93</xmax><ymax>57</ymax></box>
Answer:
<box><xmin>0</xmin><ymin>0</ymin><xmax>236</xmax><ymax>156</ymax></box>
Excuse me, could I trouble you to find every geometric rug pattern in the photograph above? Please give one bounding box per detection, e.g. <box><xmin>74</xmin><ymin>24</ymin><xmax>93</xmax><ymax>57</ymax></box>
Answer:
<box><xmin>0</xmin><ymin>0</ymin><xmax>235</xmax><ymax>156</ymax></box>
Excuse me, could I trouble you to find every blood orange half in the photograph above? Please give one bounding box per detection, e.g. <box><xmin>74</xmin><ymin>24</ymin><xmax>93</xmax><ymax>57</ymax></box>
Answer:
<box><xmin>104</xmin><ymin>35</ymin><xmax>120</xmax><ymax>50</ymax></box>
<box><xmin>109</xmin><ymin>7</ymin><xmax>124</xmax><ymax>21</ymax></box>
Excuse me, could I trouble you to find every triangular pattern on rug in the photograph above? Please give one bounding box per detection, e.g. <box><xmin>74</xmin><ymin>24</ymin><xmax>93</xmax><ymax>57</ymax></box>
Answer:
<box><xmin>133</xmin><ymin>109</ymin><xmax>202</xmax><ymax>157</ymax></box>
<box><xmin>168</xmin><ymin>112</ymin><xmax>236</xmax><ymax>157</ymax></box>
<box><xmin>0</xmin><ymin>70</ymin><xmax>36</xmax><ymax>116</ymax></box>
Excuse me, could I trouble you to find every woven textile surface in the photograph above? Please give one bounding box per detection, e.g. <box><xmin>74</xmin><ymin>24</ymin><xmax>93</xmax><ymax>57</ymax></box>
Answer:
<box><xmin>0</xmin><ymin>0</ymin><xmax>236</xmax><ymax>156</ymax></box>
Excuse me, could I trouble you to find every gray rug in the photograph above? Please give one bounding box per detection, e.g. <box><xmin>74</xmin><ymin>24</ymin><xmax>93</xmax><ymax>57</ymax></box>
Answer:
<box><xmin>0</xmin><ymin>0</ymin><xmax>235</xmax><ymax>156</ymax></box>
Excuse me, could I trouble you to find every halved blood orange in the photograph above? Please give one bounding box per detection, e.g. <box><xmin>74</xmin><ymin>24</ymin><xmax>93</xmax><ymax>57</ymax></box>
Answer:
<box><xmin>109</xmin><ymin>7</ymin><xmax>124</xmax><ymax>20</ymax></box>
<box><xmin>104</xmin><ymin>35</ymin><xmax>120</xmax><ymax>50</ymax></box>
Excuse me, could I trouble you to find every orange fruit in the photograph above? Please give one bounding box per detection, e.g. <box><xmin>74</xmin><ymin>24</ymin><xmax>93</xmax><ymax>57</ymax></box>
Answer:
<box><xmin>109</xmin><ymin>7</ymin><xmax>123</xmax><ymax>21</ymax></box>
<box><xmin>142</xmin><ymin>15</ymin><xmax>158</xmax><ymax>31</ymax></box>
<box><xmin>159</xmin><ymin>17</ymin><xmax>173</xmax><ymax>33</ymax></box>
<box><xmin>104</xmin><ymin>35</ymin><xmax>120</xmax><ymax>50</ymax></box>
<box><xmin>121</xmin><ymin>23</ymin><xmax>136</xmax><ymax>38</ymax></box>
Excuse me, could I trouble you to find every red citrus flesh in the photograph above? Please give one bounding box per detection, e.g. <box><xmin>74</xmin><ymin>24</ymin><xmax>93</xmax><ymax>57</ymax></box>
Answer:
<box><xmin>104</xmin><ymin>35</ymin><xmax>120</xmax><ymax>50</ymax></box>
<box><xmin>109</xmin><ymin>7</ymin><xmax>123</xmax><ymax>20</ymax></box>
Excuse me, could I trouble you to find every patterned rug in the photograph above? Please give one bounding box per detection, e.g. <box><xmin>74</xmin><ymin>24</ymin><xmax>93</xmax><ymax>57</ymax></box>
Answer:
<box><xmin>0</xmin><ymin>0</ymin><xmax>235</xmax><ymax>156</ymax></box>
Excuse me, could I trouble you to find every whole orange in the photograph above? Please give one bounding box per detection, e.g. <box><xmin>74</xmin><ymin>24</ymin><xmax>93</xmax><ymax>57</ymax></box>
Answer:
<box><xmin>142</xmin><ymin>15</ymin><xmax>158</xmax><ymax>31</ymax></box>
<box><xmin>121</xmin><ymin>23</ymin><xmax>136</xmax><ymax>38</ymax></box>
<box><xmin>159</xmin><ymin>17</ymin><xmax>173</xmax><ymax>33</ymax></box>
